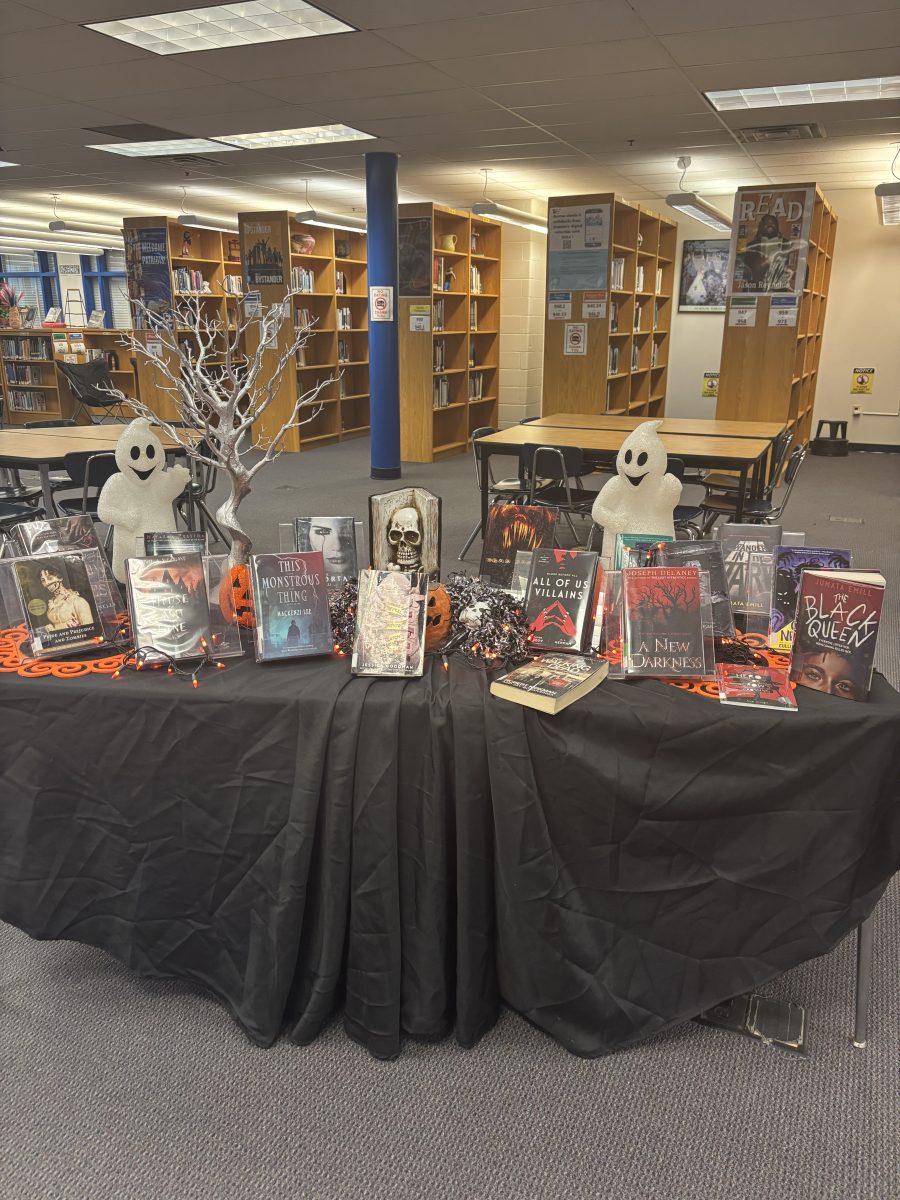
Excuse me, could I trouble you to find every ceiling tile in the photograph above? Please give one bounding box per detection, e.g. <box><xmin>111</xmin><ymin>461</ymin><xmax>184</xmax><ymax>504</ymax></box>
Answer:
<box><xmin>251</xmin><ymin>61</ymin><xmax>451</xmax><ymax>105</ymax></box>
<box><xmin>4</xmin><ymin>57</ymin><xmax>225</xmax><ymax>101</ymax></box>
<box><xmin>0</xmin><ymin>103</ymin><xmax>132</xmax><ymax>135</ymax></box>
<box><xmin>433</xmin><ymin>39</ymin><xmax>670</xmax><ymax>87</ymax></box>
<box><xmin>320</xmin><ymin>89</ymin><xmax>505</xmax><ymax>125</ymax></box>
<box><xmin>631</xmin><ymin>0</ymin><xmax>895</xmax><ymax>36</ymax></box>
<box><xmin>662</xmin><ymin>12</ymin><xmax>900</xmax><ymax>67</ymax></box>
<box><xmin>686</xmin><ymin>47</ymin><xmax>900</xmax><ymax>92</ymax></box>
<box><xmin>481</xmin><ymin>68</ymin><xmax>694</xmax><ymax>109</ymax></box>
<box><xmin>175</xmin><ymin>32</ymin><xmax>414</xmax><ymax>83</ymax></box>
<box><xmin>0</xmin><ymin>25</ymin><xmax>146</xmax><ymax>76</ymax></box>
<box><xmin>0</xmin><ymin>3</ymin><xmax>58</xmax><ymax>34</ymax></box>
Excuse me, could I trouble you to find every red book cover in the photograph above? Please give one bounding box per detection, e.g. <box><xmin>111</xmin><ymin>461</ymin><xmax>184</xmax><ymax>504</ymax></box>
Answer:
<box><xmin>479</xmin><ymin>505</ymin><xmax>559</xmax><ymax>589</ymax></box>
<box><xmin>789</xmin><ymin>570</ymin><xmax>885</xmax><ymax>701</ymax></box>
<box><xmin>622</xmin><ymin>566</ymin><xmax>705</xmax><ymax>676</ymax></box>
<box><xmin>717</xmin><ymin>664</ymin><xmax>797</xmax><ymax>712</ymax></box>
<box><xmin>524</xmin><ymin>548</ymin><xmax>598</xmax><ymax>652</ymax></box>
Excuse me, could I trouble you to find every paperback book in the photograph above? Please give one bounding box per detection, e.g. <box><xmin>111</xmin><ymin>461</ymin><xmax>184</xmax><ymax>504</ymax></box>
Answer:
<box><xmin>789</xmin><ymin>570</ymin><xmax>885</xmax><ymax>702</ymax></box>
<box><xmin>719</xmin><ymin>525</ymin><xmax>781</xmax><ymax>614</ymax></box>
<box><xmin>490</xmin><ymin>655</ymin><xmax>609</xmax><ymax>715</ymax></box>
<box><xmin>293</xmin><ymin>516</ymin><xmax>357</xmax><ymax>592</ymax></box>
<box><xmin>622</xmin><ymin>566</ymin><xmax>705</xmax><ymax>677</ymax></box>
<box><xmin>479</xmin><ymin>505</ymin><xmax>558</xmax><ymax>589</ymax></box>
<box><xmin>717</xmin><ymin>665</ymin><xmax>797</xmax><ymax>712</ymax></box>
<box><xmin>249</xmin><ymin>551</ymin><xmax>332</xmax><ymax>662</ymax></box>
<box><xmin>524</xmin><ymin>548</ymin><xmax>598</xmax><ymax>653</ymax></box>
<box><xmin>656</xmin><ymin>540</ymin><xmax>735</xmax><ymax>638</ymax></box>
<box><xmin>768</xmin><ymin>547</ymin><xmax>852</xmax><ymax>652</ymax></box>
<box><xmin>352</xmin><ymin>569</ymin><xmax>428</xmax><ymax>677</ymax></box>
<box><xmin>203</xmin><ymin>554</ymin><xmax>244</xmax><ymax>658</ymax></box>
<box><xmin>12</xmin><ymin>514</ymin><xmax>119</xmax><ymax>614</ymax></box>
<box><xmin>613</xmin><ymin>532</ymin><xmax>673</xmax><ymax>570</ymax></box>
<box><xmin>14</xmin><ymin>550</ymin><xmax>115</xmax><ymax>658</ymax></box>
<box><xmin>144</xmin><ymin>530</ymin><xmax>209</xmax><ymax>555</ymax></box>
<box><xmin>126</xmin><ymin>553</ymin><xmax>212</xmax><ymax>662</ymax></box>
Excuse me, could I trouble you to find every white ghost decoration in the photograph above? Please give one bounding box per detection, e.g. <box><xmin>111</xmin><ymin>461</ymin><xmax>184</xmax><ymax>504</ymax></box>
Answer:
<box><xmin>590</xmin><ymin>420</ymin><xmax>682</xmax><ymax>557</ymax></box>
<box><xmin>97</xmin><ymin>418</ymin><xmax>192</xmax><ymax>583</ymax></box>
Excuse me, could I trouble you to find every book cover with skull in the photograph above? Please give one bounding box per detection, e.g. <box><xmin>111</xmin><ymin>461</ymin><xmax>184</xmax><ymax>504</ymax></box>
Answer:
<box><xmin>369</xmin><ymin>488</ymin><xmax>441</xmax><ymax>585</ymax></box>
<box><xmin>126</xmin><ymin>553</ymin><xmax>212</xmax><ymax>662</ymax></box>
<box><xmin>352</xmin><ymin>569</ymin><xmax>428</xmax><ymax>677</ymax></box>
<box><xmin>248</xmin><ymin>551</ymin><xmax>331</xmax><ymax>662</ymax></box>
<box><xmin>523</xmin><ymin>548</ymin><xmax>599</xmax><ymax>653</ymax></box>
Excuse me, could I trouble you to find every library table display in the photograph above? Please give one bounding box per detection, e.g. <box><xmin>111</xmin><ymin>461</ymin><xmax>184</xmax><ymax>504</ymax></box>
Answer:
<box><xmin>0</xmin><ymin>640</ymin><xmax>898</xmax><ymax>1059</ymax></box>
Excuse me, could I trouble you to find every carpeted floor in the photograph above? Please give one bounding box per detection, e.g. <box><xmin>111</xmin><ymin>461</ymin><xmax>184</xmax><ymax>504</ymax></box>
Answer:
<box><xmin>2</xmin><ymin>444</ymin><xmax>898</xmax><ymax>1200</ymax></box>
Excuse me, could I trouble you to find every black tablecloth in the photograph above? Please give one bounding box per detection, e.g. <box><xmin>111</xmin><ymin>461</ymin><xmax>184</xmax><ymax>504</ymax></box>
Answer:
<box><xmin>1</xmin><ymin>653</ymin><xmax>898</xmax><ymax>1058</ymax></box>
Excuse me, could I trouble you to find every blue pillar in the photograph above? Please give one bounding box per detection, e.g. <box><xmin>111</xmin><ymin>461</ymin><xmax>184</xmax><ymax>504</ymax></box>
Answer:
<box><xmin>365</xmin><ymin>151</ymin><xmax>401</xmax><ymax>479</ymax></box>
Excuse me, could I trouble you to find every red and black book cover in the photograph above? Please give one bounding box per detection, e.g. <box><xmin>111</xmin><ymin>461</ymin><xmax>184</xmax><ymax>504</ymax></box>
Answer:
<box><xmin>524</xmin><ymin>548</ymin><xmax>599</xmax><ymax>652</ymax></box>
<box><xmin>789</xmin><ymin>570</ymin><xmax>885</xmax><ymax>702</ymax></box>
<box><xmin>622</xmin><ymin>566</ymin><xmax>705</xmax><ymax>676</ymax></box>
<box><xmin>717</xmin><ymin>664</ymin><xmax>797</xmax><ymax>712</ymax></box>
<box><xmin>479</xmin><ymin>505</ymin><xmax>558</xmax><ymax>589</ymax></box>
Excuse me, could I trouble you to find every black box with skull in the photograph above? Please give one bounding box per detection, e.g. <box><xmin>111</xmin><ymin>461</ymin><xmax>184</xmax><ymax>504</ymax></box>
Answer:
<box><xmin>369</xmin><ymin>488</ymin><xmax>442</xmax><ymax>585</ymax></box>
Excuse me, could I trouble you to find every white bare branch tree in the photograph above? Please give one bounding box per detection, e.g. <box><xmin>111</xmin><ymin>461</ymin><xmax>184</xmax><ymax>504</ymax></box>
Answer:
<box><xmin>99</xmin><ymin>291</ymin><xmax>334</xmax><ymax>567</ymax></box>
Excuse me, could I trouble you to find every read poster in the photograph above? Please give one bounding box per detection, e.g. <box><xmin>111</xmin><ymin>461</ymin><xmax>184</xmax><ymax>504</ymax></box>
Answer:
<box><xmin>727</xmin><ymin>187</ymin><xmax>814</xmax><ymax>298</ymax></box>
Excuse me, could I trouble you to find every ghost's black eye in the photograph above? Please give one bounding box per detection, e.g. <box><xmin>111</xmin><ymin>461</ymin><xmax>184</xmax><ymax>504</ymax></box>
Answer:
<box><xmin>637</xmin><ymin>452</ymin><xmax>648</xmax><ymax>467</ymax></box>
<box><xmin>624</xmin><ymin>449</ymin><xmax>632</xmax><ymax>464</ymax></box>
<box><xmin>146</xmin><ymin>444</ymin><xmax>156</xmax><ymax>460</ymax></box>
<box><xmin>130</xmin><ymin>446</ymin><xmax>140</xmax><ymax>461</ymax></box>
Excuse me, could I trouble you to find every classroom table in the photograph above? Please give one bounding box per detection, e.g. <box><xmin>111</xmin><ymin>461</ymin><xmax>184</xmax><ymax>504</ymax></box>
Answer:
<box><xmin>0</xmin><ymin>425</ymin><xmax>187</xmax><ymax>515</ymax></box>
<box><xmin>475</xmin><ymin>426</ymin><xmax>772</xmax><ymax>532</ymax></box>
<box><xmin>531</xmin><ymin>414</ymin><xmax>787</xmax><ymax>440</ymax></box>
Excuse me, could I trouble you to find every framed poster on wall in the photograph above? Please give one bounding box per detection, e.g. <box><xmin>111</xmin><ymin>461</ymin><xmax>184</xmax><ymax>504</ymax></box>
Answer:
<box><xmin>678</xmin><ymin>239</ymin><xmax>729</xmax><ymax>312</ymax></box>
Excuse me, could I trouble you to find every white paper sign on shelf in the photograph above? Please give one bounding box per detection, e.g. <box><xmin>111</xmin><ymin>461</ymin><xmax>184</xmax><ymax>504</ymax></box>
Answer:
<box><xmin>768</xmin><ymin>296</ymin><xmax>799</xmax><ymax>327</ymax></box>
<box><xmin>409</xmin><ymin>303</ymin><xmax>430</xmax><ymax>332</ymax></box>
<box><xmin>563</xmin><ymin>322</ymin><xmax>587</xmax><ymax>356</ymax></box>
<box><xmin>548</xmin><ymin>291</ymin><xmax>572</xmax><ymax>320</ymax></box>
<box><xmin>146</xmin><ymin>337</ymin><xmax>163</xmax><ymax>358</ymax></box>
<box><xmin>369</xmin><ymin>286</ymin><xmax>394</xmax><ymax>322</ymax></box>
<box><xmin>582</xmin><ymin>289</ymin><xmax>607</xmax><ymax>319</ymax></box>
<box><xmin>728</xmin><ymin>298</ymin><xmax>757</xmax><ymax>327</ymax></box>
<box><xmin>243</xmin><ymin>290</ymin><xmax>262</xmax><ymax>318</ymax></box>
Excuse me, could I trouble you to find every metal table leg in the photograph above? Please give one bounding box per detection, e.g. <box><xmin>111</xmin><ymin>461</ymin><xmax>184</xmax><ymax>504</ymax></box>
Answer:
<box><xmin>39</xmin><ymin>464</ymin><xmax>55</xmax><ymax>517</ymax></box>
<box><xmin>734</xmin><ymin>466</ymin><xmax>749</xmax><ymax>521</ymax></box>
<box><xmin>853</xmin><ymin>912</ymin><xmax>875</xmax><ymax>1049</ymax></box>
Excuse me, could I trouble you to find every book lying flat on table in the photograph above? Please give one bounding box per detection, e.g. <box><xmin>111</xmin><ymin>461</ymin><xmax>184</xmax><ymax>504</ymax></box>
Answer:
<box><xmin>352</xmin><ymin>569</ymin><xmax>428</xmax><ymax>677</ymax></box>
<box><xmin>524</xmin><ymin>548</ymin><xmax>598</xmax><ymax>653</ymax></box>
<box><xmin>491</xmin><ymin>654</ymin><xmax>609</xmax><ymax>714</ymax></box>
<box><xmin>717</xmin><ymin>664</ymin><xmax>797</xmax><ymax>712</ymax></box>
<box><xmin>249</xmin><ymin>551</ymin><xmax>332</xmax><ymax>663</ymax></box>
<box><xmin>479</xmin><ymin>505</ymin><xmax>558</xmax><ymax>590</ymax></box>
<box><xmin>789</xmin><ymin>569</ymin><xmax>885</xmax><ymax>702</ymax></box>
<box><xmin>126</xmin><ymin>553</ymin><xmax>212</xmax><ymax>662</ymax></box>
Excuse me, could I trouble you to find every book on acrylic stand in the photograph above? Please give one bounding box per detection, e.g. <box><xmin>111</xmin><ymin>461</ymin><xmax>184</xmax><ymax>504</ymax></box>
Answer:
<box><xmin>144</xmin><ymin>530</ymin><xmax>209</xmax><ymax>556</ymax></box>
<box><xmin>479</xmin><ymin>505</ymin><xmax>559</xmax><ymax>590</ymax></box>
<box><xmin>352</xmin><ymin>569</ymin><xmax>428</xmax><ymax>678</ymax></box>
<box><xmin>203</xmin><ymin>555</ymin><xmax>245</xmax><ymax>659</ymax></box>
<box><xmin>788</xmin><ymin>569</ymin><xmax>885</xmax><ymax>702</ymax></box>
<box><xmin>523</xmin><ymin>548</ymin><xmax>599</xmax><ymax>653</ymax></box>
<box><xmin>613</xmin><ymin>532</ymin><xmax>673</xmax><ymax>571</ymax></box>
<box><xmin>249</xmin><ymin>551</ymin><xmax>332</xmax><ymax>663</ymax></box>
<box><xmin>13</xmin><ymin>548</ymin><xmax>121</xmax><ymax>660</ymax></box>
<box><xmin>768</xmin><ymin>546</ymin><xmax>852</xmax><ymax>653</ymax></box>
<box><xmin>718</xmin><ymin>524</ymin><xmax>782</xmax><ymax>615</ymax></box>
<box><xmin>292</xmin><ymin>516</ymin><xmax>358</xmax><ymax>593</ymax></box>
<box><xmin>126</xmin><ymin>553</ymin><xmax>212</xmax><ymax>664</ymax></box>
<box><xmin>621</xmin><ymin>566</ymin><xmax>707</xmax><ymax>678</ymax></box>
<box><xmin>656</xmin><ymin>540</ymin><xmax>735</xmax><ymax>639</ymax></box>
<box><xmin>11</xmin><ymin>514</ymin><xmax>120</xmax><ymax>614</ymax></box>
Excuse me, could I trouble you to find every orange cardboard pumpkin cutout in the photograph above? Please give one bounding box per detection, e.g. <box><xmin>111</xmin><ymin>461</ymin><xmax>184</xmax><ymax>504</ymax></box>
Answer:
<box><xmin>424</xmin><ymin>584</ymin><xmax>452</xmax><ymax>651</ymax></box>
<box><xmin>220</xmin><ymin>563</ymin><xmax>256</xmax><ymax>629</ymax></box>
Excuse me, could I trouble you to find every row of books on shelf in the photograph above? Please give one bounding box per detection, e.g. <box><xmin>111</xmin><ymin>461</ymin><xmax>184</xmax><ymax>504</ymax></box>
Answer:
<box><xmin>6</xmin><ymin>390</ymin><xmax>50</xmax><ymax>412</ymax></box>
<box><xmin>291</xmin><ymin>266</ymin><xmax>316</xmax><ymax>293</ymax></box>
<box><xmin>173</xmin><ymin>268</ymin><xmax>210</xmax><ymax>293</ymax></box>
<box><xmin>433</xmin><ymin>375</ymin><xmax>451</xmax><ymax>409</ymax></box>
<box><xmin>337</xmin><ymin>306</ymin><xmax>353</xmax><ymax>330</ymax></box>
<box><xmin>433</xmin><ymin>338</ymin><xmax>447</xmax><ymax>372</ymax></box>
<box><xmin>337</xmin><ymin>337</ymin><xmax>352</xmax><ymax>364</ymax></box>
<box><xmin>0</xmin><ymin>336</ymin><xmax>51</xmax><ymax>360</ymax></box>
<box><xmin>476</xmin><ymin>506</ymin><xmax>884</xmax><ymax>714</ymax></box>
<box><xmin>610</xmin><ymin>260</ymin><xmax>667</xmax><ymax>295</ymax></box>
<box><xmin>433</xmin><ymin>298</ymin><xmax>445</xmax><ymax>332</ymax></box>
<box><xmin>469</xmin><ymin>371</ymin><xmax>485</xmax><ymax>401</ymax></box>
<box><xmin>223</xmin><ymin>275</ymin><xmax>243</xmax><ymax>296</ymax></box>
<box><xmin>611</xmin><ymin>256</ymin><xmax>626</xmax><ymax>290</ymax></box>
<box><xmin>632</xmin><ymin>265</ymin><xmax>665</xmax><ymax>293</ymax></box>
<box><xmin>470</xmin><ymin>264</ymin><xmax>484</xmax><ymax>294</ymax></box>
<box><xmin>335</xmin><ymin>270</ymin><xmax>349</xmax><ymax>295</ymax></box>
<box><xmin>470</xmin><ymin>298</ymin><xmax>478</xmax><ymax>330</ymax></box>
<box><xmin>608</xmin><ymin>344</ymin><xmax>621</xmax><ymax>375</ymax></box>
<box><xmin>5</xmin><ymin>363</ymin><xmax>47</xmax><ymax>383</ymax></box>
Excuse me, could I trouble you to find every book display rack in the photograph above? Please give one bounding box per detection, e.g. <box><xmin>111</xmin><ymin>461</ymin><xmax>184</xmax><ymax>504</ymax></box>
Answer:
<box><xmin>398</xmin><ymin>202</ymin><xmax>502</xmax><ymax>463</ymax></box>
<box><xmin>541</xmin><ymin>193</ymin><xmax>676</xmax><ymax>420</ymax></box>
<box><xmin>717</xmin><ymin>184</ymin><xmax>836</xmax><ymax>449</ymax></box>
<box><xmin>237</xmin><ymin>211</ymin><xmax>369</xmax><ymax>452</ymax></box>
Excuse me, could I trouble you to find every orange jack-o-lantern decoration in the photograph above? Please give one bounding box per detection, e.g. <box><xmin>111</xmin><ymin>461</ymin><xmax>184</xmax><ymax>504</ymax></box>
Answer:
<box><xmin>220</xmin><ymin>563</ymin><xmax>256</xmax><ymax>629</ymax></box>
<box><xmin>424</xmin><ymin>584</ymin><xmax>452</xmax><ymax>651</ymax></box>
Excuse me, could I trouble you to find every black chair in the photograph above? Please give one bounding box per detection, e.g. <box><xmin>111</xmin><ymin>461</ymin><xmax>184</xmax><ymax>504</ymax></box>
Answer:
<box><xmin>668</xmin><ymin>457</ymin><xmax>704</xmax><ymax>539</ymax></box>
<box><xmin>0</xmin><ymin>499</ymin><xmax>47</xmax><ymax>541</ymax></box>
<box><xmin>55</xmin><ymin>359</ymin><xmax>128</xmax><ymax>424</ymax></box>
<box><xmin>524</xmin><ymin>445</ymin><xmax>601</xmax><ymax>544</ymax></box>
<box><xmin>701</xmin><ymin>428</ymin><xmax>793</xmax><ymax>504</ymax></box>
<box><xmin>700</xmin><ymin>446</ymin><xmax>807</xmax><ymax>529</ymax></box>
<box><xmin>20</xmin><ymin>418</ymin><xmax>79</xmax><ymax>494</ymax></box>
<box><xmin>54</xmin><ymin>454</ymin><xmax>119</xmax><ymax>554</ymax></box>
<box><xmin>174</xmin><ymin>437</ymin><xmax>230</xmax><ymax>549</ymax></box>
<box><xmin>457</xmin><ymin>425</ymin><xmax>532</xmax><ymax>559</ymax></box>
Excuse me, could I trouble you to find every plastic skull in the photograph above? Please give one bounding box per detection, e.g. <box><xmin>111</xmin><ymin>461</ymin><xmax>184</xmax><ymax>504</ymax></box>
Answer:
<box><xmin>387</xmin><ymin>506</ymin><xmax>422</xmax><ymax>570</ymax></box>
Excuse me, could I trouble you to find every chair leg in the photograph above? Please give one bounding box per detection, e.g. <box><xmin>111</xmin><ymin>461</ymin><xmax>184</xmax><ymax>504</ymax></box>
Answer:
<box><xmin>458</xmin><ymin>519</ymin><xmax>482</xmax><ymax>561</ymax></box>
<box><xmin>197</xmin><ymin>499</ymin><xmax>230</xmax><ymax>548</ymax></box>
<box><xmin>562</xmin><ymin>510</ymin><xmax>579</xmax><ymax>544</ymax></box>
<box><xmin>853</xmin><ymin>912</ymin><xmax>875</xmax><ymax>1048</ymax></box>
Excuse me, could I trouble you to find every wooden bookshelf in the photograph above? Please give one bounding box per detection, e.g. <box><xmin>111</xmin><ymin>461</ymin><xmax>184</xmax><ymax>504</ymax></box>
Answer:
<box><xmin>541</xmin><ymin>193</ymin><xmax>675</xmax><ymax>420</ymax></box>
<box><xmin>237</xmin><ymin>211</ymin><xmax>369</xmax><ymax>452</ymax></box>
<box><xmin>398</xmin><ymin>202</ymin><xmax>502</xmax><ymax>462</ymax></box>
<box><xmin>123</xmin><ymin>215</ymin><xmax>245</xmax><ymax>423</ymax></box>
<box><xmin>717</xmin><ymin>184</ymin><xmax>837</xmax><ymax>450</ymax></box>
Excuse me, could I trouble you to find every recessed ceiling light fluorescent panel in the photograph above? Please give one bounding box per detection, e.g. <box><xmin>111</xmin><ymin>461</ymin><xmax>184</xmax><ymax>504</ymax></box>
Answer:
<box><xmin>219</xmin><ymin>124</ymin><xmax>372</xmax><ymax>149</ymax></box>
<box><xmin>85</xmin><ymin>2</ymin><xmax>355</xmax><ymax>55</ymax></box>
<box><xmin>87</xmin><ymin>137</ymin><xmax>241</xmax><ymax>157</ymax></box>
<box><xmin>706</xmin><ymin>75</ymin><xmax>900</xmax><ymax>111</ymax></box>
<box><xmin>471</xmin><ymin>200</ymin><xmax>547</xmax><ymax>234</ymax></box>
<box><xmin>875</xmin><ymin>182</ymin><xmax>900</xmax><ymax>225</ymax></box>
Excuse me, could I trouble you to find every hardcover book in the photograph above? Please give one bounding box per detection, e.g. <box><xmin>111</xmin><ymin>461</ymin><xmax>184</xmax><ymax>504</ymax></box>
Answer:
<box><xmin>13</xmin><ymin>550</ymin><xmax>111</xmax><ymax>658</ymax></box>
<box><xmin>717</xmin><ymin>665</ymin><xmax>797</xmax><ymax>712</ymax></box>
<box><xmin>657</xmin><ymin>540</ymin><xmax>735</xmax><ymax>638</ymax></box>
<box><xmin>613</xmin><ymin>532</ymin><xmax>673</xmax><ymax>570</ymax></box>
<box><xmin>12</xmin><ymin>514</ymin><xmax>119</xmax><ymax>615</ymax></box>
<box><xmin>249</xmin><ymin>551</ymin><xmax>331</xmax><ymax>662</ymax></box>
<box><xmin>144</xmin><ymin>530</ymin><xmax>209</xmax><ymax>556</ymax></box>
<box><xmin>126</xmin><ymin>553</ymin><xmax>212</xmax><ymax>662</ymax></box>
<box><xmin>479</xmin><ymin>505</ymin><xmax>558</xmax><ymax>589</ymax></box>
<box><xmin>524</xmin><ymin>548</ymin><xmax>598</xmax><ymax>653</ymax></box>
<box><xmin>719</xmin><ymin>525</ymin><xmax>782</xmax><ymax>614</ymax></box>
<box><xmin>293</xmin><ymin>516</ymin><xmax>357</xmax><ymax>592</ymax></box>
<box><xmin>622</xmin><ymin>566</ymin><xmax>705</xmax><ymax>677</ymax></box>
<box><xmin>789</xmin><ymin>570</ymin><xmax>885</xmax><ymax>702</ymax></box>
<box><xmin>352</xmin><ymin>569</ymin><xmax>428</xmax><ymax>677</ymax></box>
<box><xmin>490</xmin><ymin>654</ymin><xmax>609</xmax><ymax>715</ymax></box>
<box><xmin>768</xmin><ymin>547</ymin><xmax>852</xmax><ymax>652</ymax></box>
<box><xmin>203</xmin><ymin>554</ymin><xmax>244</xmax><ymax>659</ymax></box>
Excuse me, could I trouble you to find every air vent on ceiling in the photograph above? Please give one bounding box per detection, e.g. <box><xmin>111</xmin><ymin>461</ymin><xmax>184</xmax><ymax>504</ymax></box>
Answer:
<box><xmin>736</xmin><ymin>123</ymin><xmax>826</xmax><ymax>143</ymax></box>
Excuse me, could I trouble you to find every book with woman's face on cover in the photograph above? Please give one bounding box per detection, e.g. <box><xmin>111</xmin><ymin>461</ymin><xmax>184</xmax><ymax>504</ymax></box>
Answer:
<box><xmin>293</xmin><ymin>516</ymin><xmax>357</xmax><ymax>592</ymax></box>
<box><xmin>13</xmin><ymin>551</ymin><xmax>104</xmax><ymax>656</ymax></box>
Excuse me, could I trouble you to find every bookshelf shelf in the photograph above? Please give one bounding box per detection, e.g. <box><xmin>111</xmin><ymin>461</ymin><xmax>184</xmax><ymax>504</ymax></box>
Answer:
<box><xmin>398</xmin><ymin>203</ymin><xmax>503</xmax><ymax>462</ymax></box>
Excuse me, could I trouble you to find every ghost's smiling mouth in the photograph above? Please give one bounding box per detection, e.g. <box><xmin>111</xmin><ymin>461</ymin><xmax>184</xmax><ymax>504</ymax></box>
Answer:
<box><xmin>131</xmin><ymin>466</ymin><xmax>156</xmax><ymax>481</ymax></box>
<box><xmin>624</xmin><ymin>472</ymin><xmax>647</xmax><ymax>487</ymax></box>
